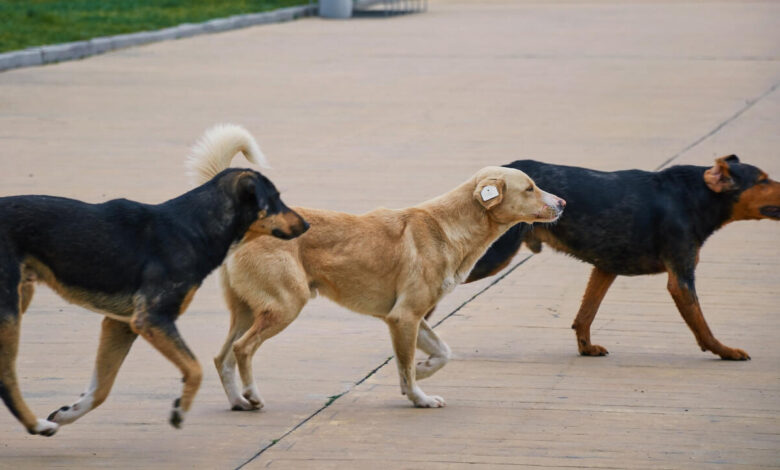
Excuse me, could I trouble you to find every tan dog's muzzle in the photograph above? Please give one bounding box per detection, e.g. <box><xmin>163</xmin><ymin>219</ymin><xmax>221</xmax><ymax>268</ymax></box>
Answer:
<box><xmin>535</xmin><ymin>190</ymin><xmax>566</xmax><ymax>222</ymax></box>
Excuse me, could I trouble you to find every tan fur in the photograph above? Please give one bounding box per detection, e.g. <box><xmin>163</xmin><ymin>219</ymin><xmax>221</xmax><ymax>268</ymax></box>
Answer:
<box><xmin>0</xmin><ymin>318</ymin><xmax>39</xmax><ymax>430</ymax></box>
<box><xmin>178</xmin><ymin>287</ymin><xmax>198</xmax><ymax>317</ymax></box>
<box><xmin>214</xmin><ymin>166</ymin><xmax>565</xmax><ymax>409</ymax></box>
<box><xmin>729</xmin><ymin>173</ymin><xmax>780</xmax><ymax>221</ymax></box>
<box><xmin>22</xmin><ymin>257</ymin><xmax>135</xmax><ymax>320</ymax></box>
<box><xmin>703</xmin><ymin>156</ymin><xmax>738</xmax><ymax>193</ymax></box>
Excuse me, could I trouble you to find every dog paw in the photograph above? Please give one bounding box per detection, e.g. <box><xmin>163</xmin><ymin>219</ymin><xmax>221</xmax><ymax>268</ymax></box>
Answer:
<box><xmin>30</xmin><ymin>419</ymin><xmax>59</xmax><ymax>437</ymax></box>
<box><xmin>719</xmin><ymin>347</ymin><xmax>750</xmax><ymax>361</ymax></box>
<box><xmin>47</xmin><ymin>405</ymin><xmax>69</xmax><ymax>423</ymax></box>
<box><xmin>47</xmin><ymin>404</ymin><xmax>84</xmax><ymax>425</ymax></box>
<box><xmin>413</xmin><ymin>394</ymin><xmax>446</xmax><ymax>408</ymax></box>
<box><xmin>579</xmin><ymin>344</ymin><xmax>609</xmax><ymax>356</ymax></box>
<box><xmin>230</xmin><ymin>395</ymin><xmax>262</xmax><ymax>411</ymax></box>
<box><xmin>169</xmin><ymin>398</ymin><xmax>184</xmax><ymax>429</ymax></box>
<box><xmin>230</xmin><ymin>396</ymin><xmax>254</xmax><ymax>411</ymax></box>
<box><xmin>242</xmin><ymin>385</ymin><xmax>265</xmax><ymax>410</ymax></box>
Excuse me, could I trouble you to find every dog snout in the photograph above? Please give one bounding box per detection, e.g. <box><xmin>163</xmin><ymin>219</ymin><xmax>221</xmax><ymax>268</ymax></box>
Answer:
<box><xmin>270</xmin><ymin>210</ymin><xmax>309</xmax><ymax>240</ymax></box>
<box><xmin>292</xmin><ymin>214</ymin><xmax>310</xmax><ymax>236</ymax></box>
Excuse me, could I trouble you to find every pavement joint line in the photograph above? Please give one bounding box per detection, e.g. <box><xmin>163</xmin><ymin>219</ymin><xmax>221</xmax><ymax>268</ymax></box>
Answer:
<box><xmin>654</xmin><ymin>79</ymin><xmax>780</xmax><ymax>170</ymax></box>
<box><xmin>430</xmin><ymin>253</ymin><xmax>535</xmax><ymax>329</ymax></box>
<box><xmin>233</xmin><ymin>253</ymin><xmax>534</xmax><ymax>469</ymax></box>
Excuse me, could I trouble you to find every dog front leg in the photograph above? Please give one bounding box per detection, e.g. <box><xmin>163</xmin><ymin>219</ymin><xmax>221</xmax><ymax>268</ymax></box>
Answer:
<box><xmin>131</xmin><ymin>310</ymin><xmax>202</xmax><ymax>428</ymax></box>
<box><xmin>386</xmin><ymin>311</ymin><xmax>445</xmax><ymax>408</ymax></box>
<box><xmin>231</xmin><ymin>306</ymin><xmax>302</xmax><ymax>411</ymax></box>
<box><xmin>572</xmin><ymin>267</ymin><xmax>616</xmax><ymax>356</ymax></box>
<box><xmin>667</xmin><ymin>271</ymin><xmax>750</xmax><ymax>360</ymax></box>
<box><xmin>415</xmin><ymin>320</ymin><xmax>451</xmax><ymax>380</ymax></box>
<box><xmin>48</xmin><ymin>317</ymin><xmax>137</xmax><ymax>426</ymax></box>
<box><xmin>214</xmin><ymin>292</ymin><xmax>259</xmax><ymax>411</ymax></box>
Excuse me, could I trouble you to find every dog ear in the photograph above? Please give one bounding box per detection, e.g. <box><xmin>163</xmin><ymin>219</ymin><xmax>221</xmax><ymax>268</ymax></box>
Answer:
<box><xmin>235</xmin><ymin>172</ymin><xmax>258</xmax><ymax>202</ymax></box>
<box><xmin>474</xmin><ymin>177</ymin><xmax>505</xmax><ymax>210</ymax></box>
<box><xmin>704</xmin><ymin>156</ymin><xmax>738</xmax><ymax>193</ymax></box>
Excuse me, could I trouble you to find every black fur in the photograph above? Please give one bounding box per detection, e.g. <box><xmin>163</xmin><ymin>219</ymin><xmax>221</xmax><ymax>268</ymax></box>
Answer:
<box><xmin>470</xmin><ymin>158</ymin><xmax>767</xmax><ymax>279</ymax></box>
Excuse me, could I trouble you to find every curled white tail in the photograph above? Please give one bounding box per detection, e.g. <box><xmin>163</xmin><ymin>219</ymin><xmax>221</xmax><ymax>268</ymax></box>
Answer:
<box><xmin>185</xmin><ymin>124</ymin><xmax>269</xmax><ymax>186</ymax></box>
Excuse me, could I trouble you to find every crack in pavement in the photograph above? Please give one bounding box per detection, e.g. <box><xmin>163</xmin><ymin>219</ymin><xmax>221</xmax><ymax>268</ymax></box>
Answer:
<box><xmin>234</xmin><ymin>80</ymin><xmax>778</xmax><ymax>468</ymax></box>
<box><xmin>654</xmin><ymin>80</ymin><xmax>780</xmax><ymax>171</ymax></box>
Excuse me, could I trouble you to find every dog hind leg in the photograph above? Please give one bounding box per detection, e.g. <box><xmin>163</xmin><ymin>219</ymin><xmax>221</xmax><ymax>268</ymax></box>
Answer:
<box><xmin>0</xmin><ymin>265</ymin><xmax>57</xmax><ymax>436</ymax></box>
<box><xmin>572</xmin><ymin>267</ymin><xmax>616</xmax><ymax>356</ymax></box>
<box><xmin>48</xmin><ymin>317</ymin><xmax>137</xmax><ymax>425</ymax></box>
<box><xmin>19</xmin><ymin>282</ymin><xmax>34</xmax><ymax>314</ymax></box>
<box><xmin>667</xmin><ymin>270</ymin><xmax>749</xmax><ymax>360</ymax></box>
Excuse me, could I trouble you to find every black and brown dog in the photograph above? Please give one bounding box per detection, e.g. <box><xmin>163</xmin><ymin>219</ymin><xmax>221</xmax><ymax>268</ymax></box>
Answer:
<box><xmin>467</xmin><ymin>156</ymin><xmax>780</xmax><ymax>360</ymax></box>
<box><xmin>0</xmin><ymin>138</ymin><xmax>308</xmax><ymax>436</ymax></box>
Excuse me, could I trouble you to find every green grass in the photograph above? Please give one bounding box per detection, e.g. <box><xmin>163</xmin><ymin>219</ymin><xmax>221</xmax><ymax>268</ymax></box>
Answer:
<box><xmin>0</xmin><ymin>0</ymin><xmax>307</xmax><ymax>53</ymax></box>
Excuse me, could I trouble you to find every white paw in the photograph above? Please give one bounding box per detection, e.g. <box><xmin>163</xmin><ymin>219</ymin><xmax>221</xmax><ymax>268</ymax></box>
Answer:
<box><xmin>47</xmin><ymin>405</ymin><xmax>78</xmax><ymax>425</ymax></box>
<box><xmin>230</xmin><ymin>395</ymin><xmax>255</xmax><ymax>411</ymax></box>
<box><xmin>242</xmin><ymin>385</ymin><xmax>265</xmax><ymax>410</ymax></box>
<box><xmin>32</xmin><ymin>419</ymin><xmax>59</xmax><ymax>436</ymax></box>
<box><xmin>412</xmin><ymin>394</ymin><xmax>446</xmax><ymax>408</ymax></box>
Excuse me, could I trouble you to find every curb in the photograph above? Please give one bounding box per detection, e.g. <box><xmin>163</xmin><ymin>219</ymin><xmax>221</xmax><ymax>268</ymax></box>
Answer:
<box><xmin>0</xmin><ymin>5</ymin><xmax>315</xmax><ymax>73</ymax></box>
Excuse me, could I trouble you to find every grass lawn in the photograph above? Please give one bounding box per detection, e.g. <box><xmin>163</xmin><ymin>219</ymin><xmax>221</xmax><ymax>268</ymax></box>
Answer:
<box><xmin>0</xmin><ymin>0</ymin><xmax>307</xmax><ymax>53</ymax></box>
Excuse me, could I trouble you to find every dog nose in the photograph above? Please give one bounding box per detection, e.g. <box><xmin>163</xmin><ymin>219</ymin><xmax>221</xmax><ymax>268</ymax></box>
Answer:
<box><xmin>301</xmin><ymin>220</ymin><xmax>311</xmax><ymax>233</ymax></box>
<box><xmin>557</xmin><ymin>198</ymin><xmax>566</xmax><ymax>210</ymax></box>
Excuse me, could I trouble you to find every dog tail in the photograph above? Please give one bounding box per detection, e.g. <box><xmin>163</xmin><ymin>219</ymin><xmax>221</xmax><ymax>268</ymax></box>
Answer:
<box><xmin>185</xmin><ymin>124</ymin><xmax>269</xmax><ymax>186</ymax></box>
<box><xmin>465</xmin><ymin>223</ymin><xmax>530</xmax><ymax>283</ymax></box>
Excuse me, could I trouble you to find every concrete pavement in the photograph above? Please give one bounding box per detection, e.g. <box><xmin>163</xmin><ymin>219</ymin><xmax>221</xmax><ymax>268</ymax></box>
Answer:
<box><xmin>0</xmin><ymin>1</ymin><xmax>778</xmax><ymax>468</ymax></box>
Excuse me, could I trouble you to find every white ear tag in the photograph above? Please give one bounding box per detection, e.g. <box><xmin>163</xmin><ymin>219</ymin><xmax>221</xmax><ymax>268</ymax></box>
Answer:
<box><xmin>480</xmin><ymin>185</ymin><xmax>499</xmax><ymax>202</ymax></box>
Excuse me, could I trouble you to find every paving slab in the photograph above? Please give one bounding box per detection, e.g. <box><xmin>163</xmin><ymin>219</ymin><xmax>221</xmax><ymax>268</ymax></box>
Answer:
<box><xmin>0</xmin><ymin>0</ymin><xmax>778</xmax><ymax>468</ymax></box>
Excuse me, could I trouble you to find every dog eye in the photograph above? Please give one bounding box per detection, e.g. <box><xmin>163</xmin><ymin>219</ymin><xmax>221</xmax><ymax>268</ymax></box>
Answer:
<box><xmin>758</xmin><ymin>179</ymin><xmax>770</xmax><ymax>185</ymax></box>
<box><xmin>525</xmin><ymin>186</ymin><xmax>534</xmax><ymax>192</ymax></box>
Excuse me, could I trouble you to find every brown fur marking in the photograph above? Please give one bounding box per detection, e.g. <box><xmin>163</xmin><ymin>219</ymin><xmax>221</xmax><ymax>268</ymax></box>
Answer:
<box><xmin>729</xmin><ymin>176</ymin><xmax>780</xmax><ymax>222</ymax></box>
<box><xmin>571</xmin><ymin>267</ymin><xmax>616</xmax><ymax>356</ymax></box>
<box><xmin>22</xmin><ymin>257</ymin><xmax>134</xmax><ymax>318</ymax></box>
<box><xmin>666</xmin><ymin>270</ymin><xmax>749</xmax><ymax>360</ymax></box>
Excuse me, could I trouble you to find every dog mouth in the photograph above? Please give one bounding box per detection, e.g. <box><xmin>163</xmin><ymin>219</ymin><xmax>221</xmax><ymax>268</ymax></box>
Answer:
<box><xmin>760</xmin><ymin>206</ymin><xmax>780</xmax><ymax>219</ymax></box>
<box><xmin>270</xmin><ymin>220</ymin><xmax>309</xmax><ymax>240</ymax></box>
<box><xmin>534</xmin><ymin>206</ymin><xmax>564</xmax><ymax>223</ymax></box>
<box><xmin>271</xmin><ymin>228</ymin><xmax>298</xmax><ymax>240</ymax></box>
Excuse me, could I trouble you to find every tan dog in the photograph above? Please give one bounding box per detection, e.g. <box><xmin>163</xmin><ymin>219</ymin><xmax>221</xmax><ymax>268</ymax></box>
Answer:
<box><xmin>187</xmin><ymin>128</ymin><xmax>565</xmax><ymax>410</ymax></box>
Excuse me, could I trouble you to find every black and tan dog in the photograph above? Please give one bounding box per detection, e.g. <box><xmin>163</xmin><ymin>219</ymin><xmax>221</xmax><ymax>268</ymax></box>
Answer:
<box><xmin>0</xmin><ymin>125</ymin><xmax>308</xmax><ymax>436</ymax></box>
<box><xmin>467</xmin><ymin>156</ymin><xmax>780</xmax><ymax>360</ymax></box>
